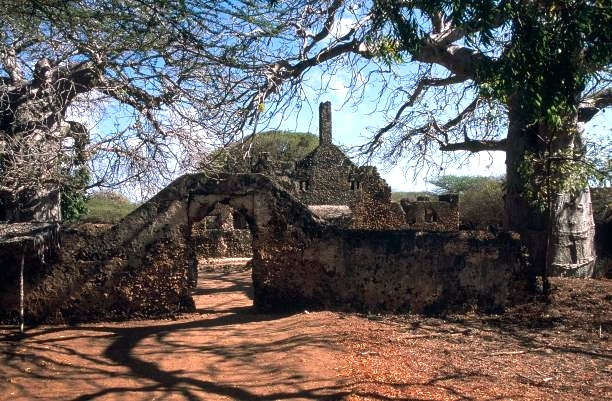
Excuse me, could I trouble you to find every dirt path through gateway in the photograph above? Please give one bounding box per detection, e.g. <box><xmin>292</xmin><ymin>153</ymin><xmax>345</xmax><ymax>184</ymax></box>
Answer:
<box><xmin>2</xmin><ymin>262</ymin><xmax>611</xmax><ymax>400</ymax></box>
<box><xmin>0</xmin><ymin>263</ymin><xmax>352</xmax><ymax>401</ymax></box>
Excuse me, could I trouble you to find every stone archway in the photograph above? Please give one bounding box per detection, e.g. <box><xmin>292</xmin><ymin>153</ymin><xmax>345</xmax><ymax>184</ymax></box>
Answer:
<box><xmin>2</xmin><ymin>173</ymin><xmax>532</xmax><ymax>322</ymax></box>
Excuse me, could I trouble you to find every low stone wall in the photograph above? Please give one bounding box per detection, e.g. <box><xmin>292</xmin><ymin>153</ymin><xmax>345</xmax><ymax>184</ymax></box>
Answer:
<box><xmin>190</xmin><ymin>227</ymin><xmax>252</xmax><ymax>258</ymax></box>
<box><xmin>1</xmin><ymin>222</ymin><xmax>194</xmax><ymax>323</ymax></box>
<box><xmin>252</xmin><ymin>228</ymin><xmax>528</xmax><ymax>314</ymax></box>
<box><xmin>0</xmin><ymin>174</ymin><xmax>532</xmax><ymax>323</ymax></box>
<box><xmin>399</xmin><ymin>194</ymin><xmax>460</xmax><ymax>232</ymax></box>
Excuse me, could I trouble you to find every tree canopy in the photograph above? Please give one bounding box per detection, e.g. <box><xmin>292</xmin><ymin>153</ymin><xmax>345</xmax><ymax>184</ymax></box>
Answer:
<box><xmin>0</xmin><ymin>0</ymin><xmax>305</xmax><ymax>207</ymax></box>
<box><xmin>429</xmin><ymin>175</ymin><xmax>503</xmax><ymax>194</ymax></box>
<box><xmin>2</xmin><ymin>1</ymin><xmax>609</xmax><ymax>199</ymax></box>
<box><xmin>229</xmin><ymin>0</ymin><xmax>611</xmax><ymax>276</ymax></box>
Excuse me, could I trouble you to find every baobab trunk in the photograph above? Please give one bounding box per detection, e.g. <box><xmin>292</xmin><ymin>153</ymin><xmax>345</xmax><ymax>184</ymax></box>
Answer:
<box><xmin>504</xmin><ymin>96</ymin><xmax>596</xmax><ymax>279</ymax></box>
<box><xmin>0</xmin><ymin>58</ymin><xmax>98</xmax><ymax>222</ymax></box>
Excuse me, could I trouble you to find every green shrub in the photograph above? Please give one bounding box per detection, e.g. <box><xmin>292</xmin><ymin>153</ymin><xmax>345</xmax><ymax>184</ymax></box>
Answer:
<box><xmin>61</xmin><ymin>167</ymin><xmax>90</xmax><ymax>222</ymax></box>
<box><xmin>460</xmin><ymin>180</ymin><xmax>505</xmax><ymax>229</ymax></box>
<box><xmin>80</xmin><ymin>191</ymin><xmax>137</xmax><ymax>224</ymax></box>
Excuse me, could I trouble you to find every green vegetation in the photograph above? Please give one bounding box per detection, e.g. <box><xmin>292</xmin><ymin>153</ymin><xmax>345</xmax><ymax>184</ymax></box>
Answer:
<box><xmin>60</xmin><ymin>167</ymin><xmax>90</xmax><ymax>222</ymax></box>
<box><xmin>428</xmin><ymin>176</ymin><xmax>502</xmax><ymax>195</ymax></box>
<box><xmin>80</xmin><ymin>191</ymin><xmax>138</xmax><ymax>224</ymax></box>
<box><xmin>429</xmin><ymin>175</ymin><xmax>505</xmax><ymax>229</ymax></box>
<box><xmin>460</xmin><ymin>179</ymin><xmax>505</xmax><ymax>230</ymax></box>
<box><xmin>203</xmin><ymin>130</ymin><xmax>318</xmax><ymax>173</ymax></box>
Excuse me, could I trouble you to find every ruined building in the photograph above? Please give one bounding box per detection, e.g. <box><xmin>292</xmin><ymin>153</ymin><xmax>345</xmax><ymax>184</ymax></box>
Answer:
<box><xmin>252</xmin><ymin>101</ymin><xmax>459</xmax><ymax>231</ymax></box>
<box><xmin>196</xmin><ymin>102</ymin><xmax>459</xmax><ymax>258</ymax></box>
<box><xmin>0</xmin><ymin>173</ymin><xmax>530</xmax><ymax>323</ymax></box>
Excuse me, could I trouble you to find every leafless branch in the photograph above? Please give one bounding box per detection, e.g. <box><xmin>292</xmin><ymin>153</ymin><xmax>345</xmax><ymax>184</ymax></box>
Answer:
<box><xmin>579</xmin><ymin>87</ymin><xmax>612</xmax><ymax>122</ymax></box>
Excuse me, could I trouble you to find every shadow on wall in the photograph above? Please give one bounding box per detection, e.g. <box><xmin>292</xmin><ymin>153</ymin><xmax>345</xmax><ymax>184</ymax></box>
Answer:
<box><xmin>1</xmin><ymin>173</ymin><xmax>532</xmax><ymax>323</ymax></box>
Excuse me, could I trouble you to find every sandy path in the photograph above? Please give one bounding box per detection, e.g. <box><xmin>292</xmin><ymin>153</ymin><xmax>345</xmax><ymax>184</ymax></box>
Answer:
<box><xmin>0</xmin><ymin>266</ymin><xmax>350</xmax><ymax>401</ymax></box>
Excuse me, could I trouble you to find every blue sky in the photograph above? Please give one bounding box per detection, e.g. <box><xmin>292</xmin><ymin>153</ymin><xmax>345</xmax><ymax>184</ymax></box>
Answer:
<box><xmin>70</xmin><ymin>7</ymin><xmax>611</xmax><ymax>199</ymax></box>
<box><xmin>271</xmin><ymin>100</ymin><xmax>503</xmax><ymax>192</ymax></box>
<box><xmin>270</xmin><ymin>96</ymin><xmax>610</xmax><ymax>193</ymax></box>
<box><xmin>261</xmin><ymin>8</ymin><xmax>612</xmax><ymax>193</ymax></box>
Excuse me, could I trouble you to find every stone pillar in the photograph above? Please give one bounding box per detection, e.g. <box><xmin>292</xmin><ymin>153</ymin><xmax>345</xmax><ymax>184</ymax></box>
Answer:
<box><xmin>319</xmin><ymin>101</ymin><xmax>332</xmax><ymax>145</ymax></box>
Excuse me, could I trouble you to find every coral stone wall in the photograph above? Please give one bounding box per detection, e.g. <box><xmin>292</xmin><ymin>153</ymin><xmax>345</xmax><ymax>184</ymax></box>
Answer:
<box><xmin>251</xmin><ymin>227</ymin><xmax>528</xmax><ymax>314</ymax></box>
<box><xmin>294</xmin><ymin>143</ymin><xmax>360</xmax><ymax>205</ymax></box>
<box><xmin>190</xmin><ymin>224</ymin><xmax>252</xmax><ymax>258</ymax></box>
<box><xmin>189</xmin><ymin>202</ymin><xmax>253</xmax><ymax>259</ymax></box>
<box><xmin>399</xmin><ymin>195</ymin><xmax>460</xmax><ymax>232</ymax></box>
<box><xmin>0</xmin><ymin>174</ymin><xmax>531</xmax><ymax>323</ymax></box>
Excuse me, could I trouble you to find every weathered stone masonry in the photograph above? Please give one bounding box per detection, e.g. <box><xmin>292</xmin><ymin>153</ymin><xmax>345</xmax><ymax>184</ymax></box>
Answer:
<box><xmin>254</xmin><ymin>102</ymin><xmax>460</xmax><ymax>232</ymax></box>
<box><xmin>1</xmin><ymin>173</ymin><xmax>529</xmax><ymax>322</ymax></box>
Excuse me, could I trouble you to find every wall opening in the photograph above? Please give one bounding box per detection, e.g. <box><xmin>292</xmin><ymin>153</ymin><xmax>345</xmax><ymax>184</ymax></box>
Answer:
<box><xmin>187</xmin><ymin>199</ymin><xmax>256</xmax><ymax>313</ymax></box>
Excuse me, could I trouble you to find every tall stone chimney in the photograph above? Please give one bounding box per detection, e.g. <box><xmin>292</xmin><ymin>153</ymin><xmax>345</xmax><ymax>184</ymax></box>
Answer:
<box><xmin>319</xmin><ymin>101</ymin><xmax>332</xmax><ymax>145</ymax></box>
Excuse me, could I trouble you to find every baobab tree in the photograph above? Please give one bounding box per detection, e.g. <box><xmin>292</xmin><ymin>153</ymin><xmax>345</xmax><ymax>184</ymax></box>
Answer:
<box><xmin>0</xmin><ymin>0</ymin><xmax>295</xmax><ymax>220</ymax></box>
<box><xmin>241</xmin><ymin>0</ymin><xmax>611</xmax><ymax>278</ymax></box>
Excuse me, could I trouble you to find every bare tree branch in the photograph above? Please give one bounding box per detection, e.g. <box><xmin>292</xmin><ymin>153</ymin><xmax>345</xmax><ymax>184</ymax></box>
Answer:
<box><xmin>300</xmin><ymin>0</ymin><xmax>344</xmax><ymax>57</ymax></box>
<box><xmin>579</xmin><ymin>87</ymin><xmax>612</xmax><ymax>122</ymax></box>
<box><xmin>361</xmin><ymin>74</ymin><xmax>467</xmax><ymax>155</ymax></box>
<box><xmin>440</xmin><ymin>136</ymin><xmax>507</xmax><ymax>152</ymax></box>
<box><xmin>0</xmin><ymin>45</ymin><xmax>25</xmax><ymax>84</ymax></box>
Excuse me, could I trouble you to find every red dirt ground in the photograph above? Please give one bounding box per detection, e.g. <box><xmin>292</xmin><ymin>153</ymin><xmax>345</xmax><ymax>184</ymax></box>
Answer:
<box><xmin>1</xmin><ymin>261</ymin><xmax>610</xmax><ymax>400</ymax></box>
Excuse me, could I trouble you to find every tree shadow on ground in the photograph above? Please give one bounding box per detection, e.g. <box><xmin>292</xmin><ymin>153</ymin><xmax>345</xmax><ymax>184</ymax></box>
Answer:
<box><xmin>1</xmin><ymin>309</ymin><xmax>350</xmax><ymax>401</ymax></box>
<box><xmin>1</xmin><ymin>267</ymin><xmax>351</xmax><ymax>400</ymax></box>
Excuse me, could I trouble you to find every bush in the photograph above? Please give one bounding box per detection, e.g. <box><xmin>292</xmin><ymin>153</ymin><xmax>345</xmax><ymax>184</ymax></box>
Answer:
<box><xmin>80</xmin><ymin>191</ymin><xmax>137</xmax><ymax>224</ymax></box>
<box><xmin>460</xmin><ymin>180</ymin><xmax>505</xmax><ymax>229</ymax></box>
<box><xmin>61</xmin><ymin>167</ymin><xmax>90</xmax><ymax>222</ymax></box>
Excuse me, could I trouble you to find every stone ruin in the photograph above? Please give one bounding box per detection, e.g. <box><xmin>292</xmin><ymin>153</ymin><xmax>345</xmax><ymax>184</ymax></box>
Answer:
<box><xmin>1</xmin><ymin>103</ymin><xmax>609</xmax><ymax>323</ymax></box>
<box><xmin>255</xmin><ymin>102</ymin><xmax>460</xmax><ymax>232</ymax></box>
<box><xmin>190</xmin><ymin>203</ymin><xmax>252</xmax><ymax>259</ymax></box>
<box><xmin>3</xmin><ymin>102</ymin><xmax>610</xmax><ymax>324</ymax></box>
<box><xmin>0</xmin><ymin>173</ymin><xmax>530</xmax><ymax>323</ymax></box>
<box><xmin>194</xmin><ymin>102</ymin><xmax>459</xmax><ymax>259</ymax></box>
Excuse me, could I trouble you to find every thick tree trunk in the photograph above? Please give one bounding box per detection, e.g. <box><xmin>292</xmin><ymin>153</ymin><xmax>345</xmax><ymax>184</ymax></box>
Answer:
<box><xmin>0</xmin><ymin>188</ymin><xmax>61</xmax><ymax>222</ymax></box>
<box><xmin>548</xmin><ymin>189</ymin><xmax>596</xmax><ymax>277</ymax></box>
<box><xmin>504</xmin><ymin>95</ymin><xmax>596</xmax><ymax>279</ymax></box>
<box><xmin>0</xmin><ymin>59</ymin><xmax>97</xmax><ymax>222</ymax></box>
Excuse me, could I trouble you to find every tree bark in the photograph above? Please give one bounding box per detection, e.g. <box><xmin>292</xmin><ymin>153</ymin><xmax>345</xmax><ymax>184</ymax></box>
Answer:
<box><xmin>0</xmin><ymin>59</ymin><xmax>99</xmax><ymax>222</ymax></box>
<box><xmin>504</xmin><ymin>94</ymin><xmax>596</xmax><ymax>279</ymax></box>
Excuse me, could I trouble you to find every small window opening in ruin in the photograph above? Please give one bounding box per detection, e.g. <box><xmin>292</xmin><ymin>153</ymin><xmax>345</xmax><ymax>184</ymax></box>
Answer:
<box><xmin>424</xmin><ymin>207</ymin><xmax>438</xmax><ymax>223</ymax></box>
<box><xmin>350</xmin><ymin>180</ymin><xmax>360</xmax><ymax>190</ymax></box>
